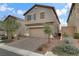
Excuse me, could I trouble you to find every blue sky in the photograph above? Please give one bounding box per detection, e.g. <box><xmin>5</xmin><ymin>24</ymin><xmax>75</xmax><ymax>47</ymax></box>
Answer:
<box><xmin>0</xmin><ymin>3</ymin><xmax>72</xmax><ymax>26</ymax></box>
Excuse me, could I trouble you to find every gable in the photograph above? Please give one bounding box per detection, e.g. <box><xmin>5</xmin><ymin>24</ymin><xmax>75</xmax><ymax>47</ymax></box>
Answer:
<box><xmin>23</xmin><ymin>4</ymin><xmax>54</xmax><ymax>15</ymax></box>
<box><xmin>4</xmin><ymin>15</ymin><xmax>18</xmax><ymax>21</ymax></box>
<box><xmin>4</xmin><ymin>15</ymin><xmax>23</xmax><ymax>22</ymax></box>
<box><xmin>67</xmin><ymin>3</ymin><xmax>79</xmax><ymax>26</ymax></box>
<box><xmin>24</xmin><ymin>4</ymin><xmax>60</xmax><ymax>24</ymax></box>
<box><xmin>67</xmin><ymin>3</ymin><xmax>75</xmax><ymax>22</ymax></box>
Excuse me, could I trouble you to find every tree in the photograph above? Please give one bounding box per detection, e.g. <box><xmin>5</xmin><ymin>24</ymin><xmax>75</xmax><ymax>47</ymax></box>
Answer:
<box><xmin>3</xmin><ymin>18</ymin><xmax>20</xmax><ymax>42</ymax></box>
<box><xmin>44</xmin><ymin>24</ymin><xmax>52</xmax><ymax>36</ymax></box>
<box><xmin>44</xmin><ymin>24</ymin><xmax>53</xmax><ymax>43</ymax></box>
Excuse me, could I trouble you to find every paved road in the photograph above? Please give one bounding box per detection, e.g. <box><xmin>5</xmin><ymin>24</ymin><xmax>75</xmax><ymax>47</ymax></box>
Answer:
<box><xmin>0</xmin><ymin>48</ymin><xmax>21</xmax><ymax>56</ymax></box>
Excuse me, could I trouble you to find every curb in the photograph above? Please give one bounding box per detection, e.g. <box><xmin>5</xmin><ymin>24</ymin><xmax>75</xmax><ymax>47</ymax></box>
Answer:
<box><xmin>0</xmin><ymin>44</ymin><xmax>43</xmax><ymax>56</ymax></box>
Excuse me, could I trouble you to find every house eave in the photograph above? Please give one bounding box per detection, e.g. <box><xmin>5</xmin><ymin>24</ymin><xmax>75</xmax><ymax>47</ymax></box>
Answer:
<box><xmin>23</xmin><ymin>4</ymin><xmax>60</xmax><ymax>24</ymax></box>
<box><xmin>67</xmin><ymin>3</ymin><xmax>75</xmax><ymax>22</ymax></box>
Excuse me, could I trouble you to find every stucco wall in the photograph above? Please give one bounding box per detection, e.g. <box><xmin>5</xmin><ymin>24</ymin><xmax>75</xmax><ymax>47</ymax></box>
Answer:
<box><xmin>61</xmin><ymin>26</ymin><xmax>75</xmax><ymax>36</ymax></box>
<box><xmin>68</xmin><ymin>3</ymin><xmax>79</xmax><ymax>33</ymax></box>
<box><xmin>24</xmin><ymin>6</ymin><xmax>59</xmax><ymax>38</ymax></box>
<box><xmin>25</xmin><ymin>6</ymin><xmax>59</xmax><ymax>25</ymax></box>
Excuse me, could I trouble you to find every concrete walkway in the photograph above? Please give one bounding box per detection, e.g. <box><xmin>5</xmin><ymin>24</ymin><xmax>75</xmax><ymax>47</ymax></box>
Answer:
<box><xmin>0</xmin><ymin>48</ymin><xmax>20</xmax><ymax>56</ymax></box>
<box><xmin>0</xmin><ymin>43</ymin><xmax>43</xmax><ymax>56</ymax></box>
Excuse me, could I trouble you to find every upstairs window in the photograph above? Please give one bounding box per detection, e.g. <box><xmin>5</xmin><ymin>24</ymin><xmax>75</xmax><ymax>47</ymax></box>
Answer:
<box><xmin>40</xmin><ymin>12</ymin><xmax>45</xmax><ymax>19</ymax></box>
<box><xmin>34</xmin><ymin>14</ymin><xmax>36</xmax><ymax>20</ymax></box>
<box><xmin>27</xmin><ymin>15</ymin><xmax>32</xmax><ymax>20</ymax></box>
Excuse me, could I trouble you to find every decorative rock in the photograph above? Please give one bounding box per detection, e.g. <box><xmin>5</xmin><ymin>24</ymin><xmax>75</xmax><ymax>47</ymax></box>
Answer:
<box><xmin>45</xmin><ymin>51</ymin><xmax>57</xmax><ymax>56</ymax></box>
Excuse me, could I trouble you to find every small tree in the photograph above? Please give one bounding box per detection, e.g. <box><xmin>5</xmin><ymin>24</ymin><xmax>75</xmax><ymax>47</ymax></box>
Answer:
<box><xmin>44</xmin><ymin>24</ymin><xmax>52</xmax><ymax>43</ymax></box>
<box><xmin>3</xmin><ymin>18</ymin><xmax>20</xmax><ymax>42</ymax></box>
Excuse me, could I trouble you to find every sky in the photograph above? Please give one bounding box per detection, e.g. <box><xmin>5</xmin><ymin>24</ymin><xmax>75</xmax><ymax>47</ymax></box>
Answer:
<box><xmin>0</xmin><ymin>3</ymin><xmax>72</xmax><ymax>26</ymax></box>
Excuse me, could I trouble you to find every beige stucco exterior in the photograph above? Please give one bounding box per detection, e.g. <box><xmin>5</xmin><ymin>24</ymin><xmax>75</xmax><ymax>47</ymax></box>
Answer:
<box><xmin>61</xmin><ymin>26</ymin><xmax>75</xmax><ymax>36</ymax></box>
<box><xmin>68</xmin><ymin>3</ymin><xmax>79</xmax><ymax>33</ymax></box>
<box><xmin>24</xmin><ymin>5</ymin><xmax>60</xmax><ymax>38</ymax></box>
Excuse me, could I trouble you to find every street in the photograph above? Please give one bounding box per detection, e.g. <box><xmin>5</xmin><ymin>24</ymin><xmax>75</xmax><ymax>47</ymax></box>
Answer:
<box><xmin>0</xmin><ymin>48</ymin><xmax>21</xmax><ymax>56</ymax></box>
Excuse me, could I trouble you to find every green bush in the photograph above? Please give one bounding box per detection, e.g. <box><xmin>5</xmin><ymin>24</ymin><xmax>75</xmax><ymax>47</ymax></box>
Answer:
<box><xmin>0</xmin><ymin>35</ymin><xmax>8</xmax><ymax>43</ymax></box>
<box><xmin>63</xmin><ymin>39</ymin><xmax>70</xmax><ymax>44</ymax></box>
<box><xmin>44</xmin><ymin>24</ymin><xmax>52</xmax><ymax>36</ymax></box>
<box><xmin>1</xmin><ymin>36</ymin><xmax>7</xmax><ymax>40</ymax></box>
<box><xmin>52</xmin><ymin>44</ymin><xmax>79</xmax><ymax>56</ymax></box>
<box><xmin>74</xmin><ymin>33</ymin><xmax>79</xmax><ymax>39</ymax></box>
<box><xmin>63</xmin><ymin>37</ymin><xmax>73</xmax><ymax>44</ymax></box>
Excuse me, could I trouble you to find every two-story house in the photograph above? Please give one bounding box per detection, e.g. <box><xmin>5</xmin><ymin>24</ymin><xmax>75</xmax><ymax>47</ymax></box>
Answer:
<box><xmin>67</xmin><ymin>3</ymin><xmax>79</xmax><ymax>35</ymax></box>
<box><xmin>3</xmin><ymin>15</ymin><xmax>26</xmax><ymax>38</ymax></box>
<box><xmin>24</xmin><ymin>4</ymin><xmax>60</xmax><ymax>38</ymax></box>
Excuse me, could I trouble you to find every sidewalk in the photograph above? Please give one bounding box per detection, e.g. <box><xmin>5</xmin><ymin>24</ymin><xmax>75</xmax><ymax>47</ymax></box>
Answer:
<box><xmin>0</xmin><ymin>43</ymin><xmax>43</xmax><ymax>56</ymax></box>
<box><xmin>0</xmin><ymin>48</ymin><xmax>20</xmax><ymax>56</ymax></box>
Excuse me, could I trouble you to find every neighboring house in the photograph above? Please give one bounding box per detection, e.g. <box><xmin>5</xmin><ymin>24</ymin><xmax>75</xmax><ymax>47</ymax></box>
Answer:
<box><xmin>24</xmin><ymin>4</ymin><xmax>60</xmax><ymax>38</ymax></box>
<box><xmin>67</xmin><ymin>3</ymin><xmax>79</xmax><ymax>35</ymax></box>
<box><xmin>0</xmin><ymin>21</ymin><xmax>5</xmax><ymax>35</ymax></box>
<box><xmin>61</xmin><ymin>26</ymin><xmax>75</xmax><ymax>36</ymax></box>
<box><xmin>3</xmin><ymin>15</ymin><xmax>26</xmax><ymax>37</ymax></box>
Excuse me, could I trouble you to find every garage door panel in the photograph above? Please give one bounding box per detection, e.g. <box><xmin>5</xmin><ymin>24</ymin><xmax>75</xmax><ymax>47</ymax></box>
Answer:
<box><xmin>29</xmin><ymin>28</ymin><xmax>47</xmax><ymax>38</ymax></box>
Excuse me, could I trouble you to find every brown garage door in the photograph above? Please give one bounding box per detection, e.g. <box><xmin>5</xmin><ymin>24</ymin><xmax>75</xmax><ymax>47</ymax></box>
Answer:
<box><xmin>29</xmin><ymin>28</ymin><xmax>47</xmax><ymax>38</ymax></box>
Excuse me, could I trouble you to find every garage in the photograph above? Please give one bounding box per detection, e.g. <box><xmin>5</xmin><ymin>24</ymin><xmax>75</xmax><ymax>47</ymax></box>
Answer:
<box><xmin>29</xmin><ymin>27</ymin><xmax>47</xmax><ymax>38</ymax></box>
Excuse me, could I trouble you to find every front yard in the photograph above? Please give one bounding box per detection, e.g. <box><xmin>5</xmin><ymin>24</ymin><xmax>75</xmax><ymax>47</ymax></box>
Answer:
<box><xmin>1</xmin><ymin>33</ymin><xmax>79</xmax><ymax>56</ymax></box>
<box><xmin>51</xmin><ymin>36</ymin><xmax>79</xmax><ymax>56</ymax></box>
<box><xmin>36</xmin><ymin>35</ymin><xmax>79</xmax><ymax>56</ymax></box>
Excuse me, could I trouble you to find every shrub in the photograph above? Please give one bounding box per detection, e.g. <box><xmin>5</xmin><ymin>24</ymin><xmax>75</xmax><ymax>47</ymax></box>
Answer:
<box><xmin>43</xmin><ymin>24</ymin><xmax>52</xmax><ymax>37</ymax></box>
<box><xmin>63</xmin><ymin>37</ymin><xmax>73</xmax><ymax>44</ymax></box>
<box><xmin>74</xmin><ymin>33</ymin><xmax>79</xmax><ymax>39</ymax></box>
<box><xmin>1</xmin><ymin>36</ymin><xmax>7</xmax><ymax>40</ymax></box>
<box><xmin>63</xmin><ymin>33</ymin><xmax>68</xmax><ymax>37</ymax></box>
<box><xmin>37</xmin><ymin>45</ymin><xmax>43</xmax><ymax>51</ymax></box>
<box><xmin>63</xmin><ymin>39</ymin><xmax>70</xmax><ymax>44</ymax></box>
<box><xmin>52</xmin><ymin>44</ymin><xmax>79</xmax><ymax>56</ymax></box>
<box><xmin>37</xmin><ymin>44</ymin><xmax>48</xmax><ymax>51</ymax></box>
<box><xmin>0</xmin><ymin>35</ymin><xmax>8</xmax><ymax>43</ymax></box>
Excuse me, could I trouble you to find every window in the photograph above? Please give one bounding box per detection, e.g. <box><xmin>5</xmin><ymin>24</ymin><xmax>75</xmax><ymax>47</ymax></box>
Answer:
<box><xmin>40</xmin><ymin>12</ymin><xmax>45</xmax><ymax>19</ymax></box>
<box><xmin>27</xmin><ymin>15</ymin><xmax>32</xmax><ymax>20</ymax></box>
<box><xmin>34</xmin><ymin>14</ymin><xmax>36</xmax><ymax>20</ymax></box>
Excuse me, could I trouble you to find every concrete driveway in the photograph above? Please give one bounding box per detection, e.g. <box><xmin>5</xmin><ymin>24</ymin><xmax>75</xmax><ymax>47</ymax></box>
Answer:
<box><xmin>7</xmin><ymin>37</ymin><xmax>48</xmax><ymax>52</ymax></box>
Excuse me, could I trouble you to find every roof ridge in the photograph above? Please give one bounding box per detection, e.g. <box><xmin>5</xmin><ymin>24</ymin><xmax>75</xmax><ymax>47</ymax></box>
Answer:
<box><xmin>67</xmin><ymin>3</ymin><xmax>75</xmax><ymax>22</ymax></box>
<box><xmin>23</xmin><ymin>4</ymin><xmax>60</xmax><ymax>24</ymax></box>
<box><xmin>3</xmin><ymin>15</ymin><xmax>23</xmax><ymax>21</ymax></box>
<box><xmin>23</xmin><ymin>4</ymin><xmax>54</xmax><ymax>15</ymax></box>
